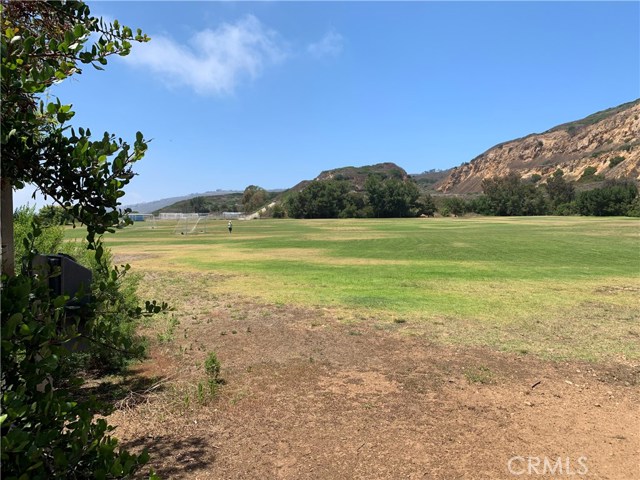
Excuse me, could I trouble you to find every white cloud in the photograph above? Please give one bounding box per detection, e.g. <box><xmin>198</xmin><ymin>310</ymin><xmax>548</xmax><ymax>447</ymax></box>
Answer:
<box><xmin>307</xmin><ymin>31</ymin><xmax>344</xmax><ymax>58</ymax></box>
<box><xmin>124</xmin><ymin>15</ymin><xmax>287</xmax><ymax>96</ymax></box>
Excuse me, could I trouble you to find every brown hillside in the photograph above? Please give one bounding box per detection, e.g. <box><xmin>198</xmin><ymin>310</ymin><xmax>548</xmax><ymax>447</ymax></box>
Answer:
<box><xmin>437</xmin><ymin>100</ymin><xmax>640</xmax><ymax>194</ymax></box>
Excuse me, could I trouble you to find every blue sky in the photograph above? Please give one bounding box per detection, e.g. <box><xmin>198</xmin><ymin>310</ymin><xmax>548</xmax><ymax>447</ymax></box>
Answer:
<box><xmin>16</xmin><ymin>1</ymin><xmax>640</xmax><ymax>207</ymax></box>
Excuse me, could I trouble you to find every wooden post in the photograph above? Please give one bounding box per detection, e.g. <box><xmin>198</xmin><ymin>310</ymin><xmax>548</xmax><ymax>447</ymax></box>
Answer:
<box><xmin>1</xmin><ymin>177</ymin><xmax>15</xmax><ymax>277</ymax></box>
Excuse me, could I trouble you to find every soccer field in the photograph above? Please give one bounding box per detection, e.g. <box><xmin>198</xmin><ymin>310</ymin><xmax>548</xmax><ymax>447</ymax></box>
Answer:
<box><xmin>68</xmin><ymin>216</ymin><xmax>640</xmax><ymax>361</ymax></box>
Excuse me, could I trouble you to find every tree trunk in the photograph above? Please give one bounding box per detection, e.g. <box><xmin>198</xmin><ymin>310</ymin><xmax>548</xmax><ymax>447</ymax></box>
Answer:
<box><xmin>1</xmin><ymin>178</ymin><xmax>15</xmax><ymax>277</ymax></box>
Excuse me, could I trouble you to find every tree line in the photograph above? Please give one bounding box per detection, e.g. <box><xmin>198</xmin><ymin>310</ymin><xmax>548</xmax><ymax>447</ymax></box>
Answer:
<box><xmin>276</xmin><ymin>170</ymin><xmax>638</xmax><ymax>219</ymax></box>
<box><xmin>284</xmin><ymin>175</ymin><xmax>427</xmax><ymax>218</ymax></box>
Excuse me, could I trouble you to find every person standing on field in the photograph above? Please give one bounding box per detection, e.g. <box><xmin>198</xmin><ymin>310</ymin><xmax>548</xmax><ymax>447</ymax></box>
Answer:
<box><xmin>228</xmin><ymin>220</ymin><xmax>233</xmax><ymax>234</ymax></box>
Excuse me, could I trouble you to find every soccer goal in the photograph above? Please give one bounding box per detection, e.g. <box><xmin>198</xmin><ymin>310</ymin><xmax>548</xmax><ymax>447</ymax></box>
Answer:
<box><xmin>128</xmin><ymin>213</ymin><xmax>157</xmax><ymax>228</ymax></box>
<box><xmin>173</xmin><ymin>214</ymin><xmax>210</xmax><ymax>235</ymax></box>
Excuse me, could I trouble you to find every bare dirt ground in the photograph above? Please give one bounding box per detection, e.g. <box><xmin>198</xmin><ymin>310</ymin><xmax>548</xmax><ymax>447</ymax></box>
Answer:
<box><xmin>107</xmin><ymin>272</ymin><xmax>640</xmax><ymax>480</ymax></box>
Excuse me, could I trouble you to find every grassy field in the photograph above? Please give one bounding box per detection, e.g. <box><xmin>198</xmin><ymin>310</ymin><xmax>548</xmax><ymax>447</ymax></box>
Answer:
<box><xmin>66</xmin><ymin>216</ymin><xmax>640</xmax><ymax>361</ymax></box>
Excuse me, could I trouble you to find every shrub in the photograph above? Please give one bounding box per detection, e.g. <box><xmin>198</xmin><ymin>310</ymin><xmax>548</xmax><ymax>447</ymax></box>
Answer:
<box><xmin>1</xmin><ymin>229</ymin><xmax>161</xmax><ymax>479</ymax></box>
<box><xmin>58</xmin><ymin>241</ymin><xmax>145</xmax><ymax>373</ymax></box>
<box><xmin>579</xmin><ymin>166</ymin><xmax>604</xmax><ymax>183</ymax></box>
<box><xmin>609</xmin><ymin>156</ymin><xmax>625</xmax><ymax>168</ymax></box>
<box><xmin>204</xmin><ymin>351</ymin><xmax>221</xmax><ymax>381</ymax></box>
<box><xmin>13</xmin><ymin>206</ymin><xmax>65</xmax><ymax>269</ymax></box>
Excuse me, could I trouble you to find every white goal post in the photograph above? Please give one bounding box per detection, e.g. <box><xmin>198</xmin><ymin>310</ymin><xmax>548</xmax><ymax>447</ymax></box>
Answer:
<box><xmin>127</xmin><ymin>213</ymin><xmax>157</xmax><ymax>228</ymax></box>
<box><xmin>172</xmin><ymin>214</ymin><xmax>211</xmax><ymax>235</ymax></box>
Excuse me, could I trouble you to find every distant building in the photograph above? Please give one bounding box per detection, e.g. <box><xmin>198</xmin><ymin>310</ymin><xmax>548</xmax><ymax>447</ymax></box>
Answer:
<box><xmin>222</xmin><ymin>212</ymin><xmax>242</xmax><ymax>219</ymax></box>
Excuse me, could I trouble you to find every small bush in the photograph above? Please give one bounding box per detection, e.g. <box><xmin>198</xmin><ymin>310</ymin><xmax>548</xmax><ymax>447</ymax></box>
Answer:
<box><xmin>609</xmin><ymin>156</ymin><xmax>625</xmax><ymax>168</ymax></box>
<box><xmin>204</xmin><ymin>351</ymin><xmax>221</xmax><ymax>381</ymax></box>
<box><xmin>58</xmin><ymin>240</ymin><xmax>146</xmax><ymax>373</ymax></box>
<box><xmin>578</xmin><ymin>166</ymin><xmax>604</xmax><ymax>183</ymax></box>
<box><xmin>13</xmin><ymin>206</ymin><xmax>65</xmax><ymax>268</ymax></box>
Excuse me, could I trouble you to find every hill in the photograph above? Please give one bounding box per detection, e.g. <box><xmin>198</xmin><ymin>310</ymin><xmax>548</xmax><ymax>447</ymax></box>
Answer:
<box><xmin>315</xmin><ymin>162</ymin><xmax>410</xmax><ymax>187</ymax></box>
<box><xmin>126</xmin><ymin>190</ymin><xmax>242</xmax><ymax>214</ymax></box>
<box><xmin>437</xmin><ymin>99</ymin><xmax>640</xmax><ymax>194</ymax></box>
<box><xmin>411</xmin><ymin>169</ymin><xmax>452</xmax><ymax>192</ymax></box>
<box><xmin>153</xmin><ymin>192</ymin><xmax>245</xmax><ymax>215</ymax></box>
<box><xmin>285</xmin><ymin>162</ymin><xmax>411</xmax><ymax>195</ymax></box>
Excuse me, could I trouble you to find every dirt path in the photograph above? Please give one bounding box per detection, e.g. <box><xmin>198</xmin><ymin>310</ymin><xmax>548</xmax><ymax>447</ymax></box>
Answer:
<box><xmin>109</xmin><ymin>286</ymin><xmax>639</xmax><ymax>479</ymax></box>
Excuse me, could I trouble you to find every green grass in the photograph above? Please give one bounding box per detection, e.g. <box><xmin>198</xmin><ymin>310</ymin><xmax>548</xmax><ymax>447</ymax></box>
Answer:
<box><xmin>68</xmin><ymin>216</ymin><xmax>640</xmax><ymax>361</ymax></box>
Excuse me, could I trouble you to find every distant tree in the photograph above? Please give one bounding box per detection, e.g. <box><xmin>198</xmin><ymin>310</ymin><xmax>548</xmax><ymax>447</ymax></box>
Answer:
<box><xmin>627</xmin><ymin>196</ymin><xmax>640</xmax><ymax>217</ymax></box>
<box><xmin>416</xmin><ymin>193</ymin><xmax>437</xmax><ymax>217</ymax></box>
<box><xmin>340</xmin><ymin>191</ymin><xmax>368</xmax><ymax>218</ymax></box>
<box><xmin>481</xmin><ymin>172</ymin><xmax>549</xmax><ymax>216</ymax></box>
<box><xmin>365</xmin><ymin>175</ymin><xmax>420</xmax><ymax>217</ymax></box>
<box><xmin>521</xmin><ymin>186</ymin><xmax>549</xmax><ymax>216</ymax></box>
<box><xmin>466</xmin><ymin>195</ymin><xmax>493</xmax><ymax>216</ymax></box>
<box><xmin>481</xmin><ymin>173</ymin><xmax>525</xmax><ymax>215</ymax></box>
<box><xmin>439</xmin><ymin>196</ymin><xmax>466</xmax><ymax>217</ymax></box>
<box><xmin>271</xmin><ymin>203</ymin><xmax>286</xmax><ymax>218</ymax></box>
<box><xmin>285</xmin><ymin>180</ymin><xmax>349</xmax><ymax>218</ymax></box>
<box><xmin>190</xmin><ymin>196</ymin><xmax>208</xmax><ymax>213</ymax></box>
<box><xmin>242</xmin><ymin>185</ymin><xmax>268</xmax><ymax>213</ymax></box>
<box><xmin>576</xmin><ymin>180</ymin><xmax>638</xmax><ymax>216</ymax></box>
<box><xmin>37</xmin><ymin>205</ymin><xmax>74</xmax><ymax>226</ymax></box>
<box><xmin>545</xmin><ymin>169</ymin><xmax>575</xmax><ymax>213</ymax></box>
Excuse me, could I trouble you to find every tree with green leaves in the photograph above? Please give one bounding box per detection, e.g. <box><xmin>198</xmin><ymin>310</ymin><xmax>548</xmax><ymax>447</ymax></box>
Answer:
<box><xmin>481</xmin><ymin>172</ymin><xmax>549</xmax><ymax>216</ymax></box>
<box><xmin>365</xmin><ymin>175</ymin><xmax>420</xmax><ymax>218</ymax></box>
<box><xmin>285</xmin><ymin>180</ymin><xmax>350</xmax><ymax>218</ymax></box>
<box><xmin>189</xmin><ymin>196</ymin><xmax>208</xmax><ymax>213</ymax></box>
<box><xmin>1</xmin><ymin>0</ymin><xmax>150</xmax><ymax>275</ymax></box>
<box><xmin>242</xmin><ymin>185</ymin><xmax>268</xmax><ymax>214</ymax></box>
<box><xmin>1</xmin><ymin>2</ymin><xmax>164</xmax><ymax>477</ymax></box>
<box><xmin>545</xmin><ymin>169</ymin><xmax>575</xmax><ymax>212</ymax></box>
<box><xmin>576</xmin><ymin>180</ymin><xmax>638</xmax><ymax>216</ymax></box>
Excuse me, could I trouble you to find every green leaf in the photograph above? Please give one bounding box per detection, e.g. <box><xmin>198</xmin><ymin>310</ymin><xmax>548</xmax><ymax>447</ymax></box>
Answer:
<box><xmin>23</xmin><ymin>36</ymin><xmax>35</xmax><ymax>53</ymax></box>
<box><xmin>5</xmin><ymin>313</ymin><xmax>23</xmax><ymax>336</ymax></box>
<box><xmin>73</xmin><ymin>24</ymin><xmax>85</xmax><ymax>38</ymax></box>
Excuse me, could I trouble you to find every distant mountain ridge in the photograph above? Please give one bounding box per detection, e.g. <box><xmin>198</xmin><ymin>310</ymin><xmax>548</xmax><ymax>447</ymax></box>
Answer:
<box><xmin>126</xmin><ymin>100</ymin><xmax>639</xmax><ymax>209</ymax></box>
<box><xmin>437</xmin><ymin>99</ymin><xmax>640</xmax><ymax>193</ymax></box>
<box><xmin>126</xmin><ymin>190</ymin><xmax>245</xmax><ymax>213</ymax></box>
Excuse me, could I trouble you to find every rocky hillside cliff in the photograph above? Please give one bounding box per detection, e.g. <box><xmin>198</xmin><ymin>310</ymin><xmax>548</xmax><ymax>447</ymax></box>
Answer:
<box><xmin>437</xmin><ymin>100</ymin><xmax>640</xmax><ymax>194</ymax></box>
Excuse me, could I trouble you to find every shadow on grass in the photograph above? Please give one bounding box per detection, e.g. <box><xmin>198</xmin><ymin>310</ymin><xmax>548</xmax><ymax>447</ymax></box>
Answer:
<box><xmin>125</xmin><ymin>434</ymin><xmax>215</xmax><ymax>478</ymax></box>
<box><xmin>88</xmin><ymin>374</ymin><xmax>167</xmax><ymax>413</ymax></box>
